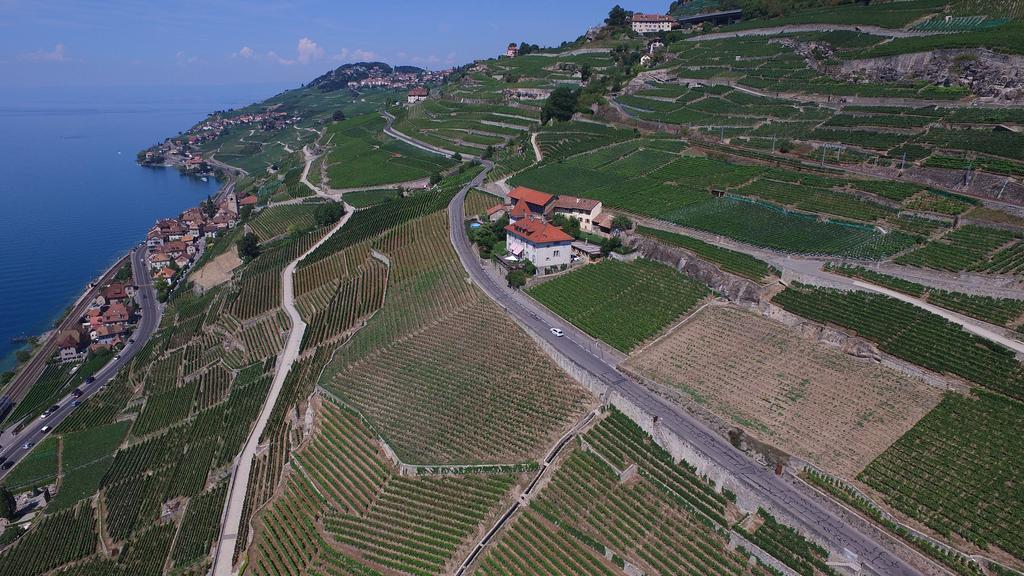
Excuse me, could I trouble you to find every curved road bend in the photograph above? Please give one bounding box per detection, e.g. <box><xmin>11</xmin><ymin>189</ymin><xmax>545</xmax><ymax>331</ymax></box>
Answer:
<box><xmin>0</xmin><ymin>247</ymin><xmax>161</xmax><ymax>479</ymax></box>
<box><xmin>212</xmin><ymin>204</ymin><xmax>353</xmax><ymax>576</ymax></box>
<box><xmin>446</xmin><ymin>168</ymin><xmax>921</xmax><ymax>576</ymax></box>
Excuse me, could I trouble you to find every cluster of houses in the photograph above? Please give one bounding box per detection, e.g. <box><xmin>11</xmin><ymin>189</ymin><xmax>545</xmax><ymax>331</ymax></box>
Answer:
<box><xmin>485</xmin><ymin>186</ymin><xmax>621</xmax><ymax>273</ymax></box>
<box><xmin>56</xmin><ymin>281</ymin><xmax>139</xmax><ymax>363</ymax></box>
<box><xmin>141</xmin><ymin>109</ymin><xmax>300</xmax><ymax>171</ymax></box>
<box><xmin>146</xmin><ymin>192</ymin><xmax>246</xmax><ymax>285</ymax></box>
<box><xmin>350</xmin><ymin>68</ymin><xmax>449</xmax><ymax>90</ymax></box>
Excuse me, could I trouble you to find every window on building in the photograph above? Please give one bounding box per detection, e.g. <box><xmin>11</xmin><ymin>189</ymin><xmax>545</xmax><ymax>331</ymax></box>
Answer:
<box><xmin>553</xmin><ymin>250</ymin><xmax>560</xmax><ymax>256</ymax></box>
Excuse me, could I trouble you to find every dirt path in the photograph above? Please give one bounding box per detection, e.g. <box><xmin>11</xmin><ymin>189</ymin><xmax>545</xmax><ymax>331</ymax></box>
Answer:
<box><xmin>530</xmin><ymin>132</ymin><xmax>543</xmax><ymax>162</ymax></box>
<box><xmin>212</xmin><ymin>203</ymin><xmax>353</xmax><ymax>576</ymax></box>
<box><xmin>848</xmin><ymin>278</ymin><xmax>1024</xmax><ymax>355</ymax></box>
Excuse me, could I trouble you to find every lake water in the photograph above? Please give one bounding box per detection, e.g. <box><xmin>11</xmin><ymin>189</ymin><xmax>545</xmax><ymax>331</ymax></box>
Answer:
<box><xmin>0</xmin><ymin>83</ymin><xmax>289</xmax><ymax>371</ymax></box>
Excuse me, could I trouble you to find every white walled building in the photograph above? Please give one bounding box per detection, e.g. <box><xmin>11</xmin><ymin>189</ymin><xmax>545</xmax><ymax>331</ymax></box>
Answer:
<box><xmin>551</xmin><ymin>195</ymin><xmax>603</xmax><ymax>233</ymax></box>
<box><xmin>631</xmin><ymin>14</ymin><xmax>676</xmax><ymax>33</ymax></box>
<box><xmin>505</xmin><ymin>217</ymin><xmax>573</xmax><ymax>270</ymax></box>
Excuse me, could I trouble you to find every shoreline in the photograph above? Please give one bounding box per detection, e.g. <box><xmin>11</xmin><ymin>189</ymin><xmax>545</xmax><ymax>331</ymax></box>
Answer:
<box><xmin>0</xmin><ymin>166</ymin><xmax>233</xmax><ymax>392</ymax></box>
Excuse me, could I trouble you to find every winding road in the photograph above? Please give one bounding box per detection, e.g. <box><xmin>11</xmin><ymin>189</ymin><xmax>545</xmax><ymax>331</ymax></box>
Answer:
<box><xmin>211</xmin><ymin>203</ymin><xmax>353</xmax><ymax>576</ymax></box>
<box><xmin>444</xmin><ymin>164</ymin><xmax>921</xmax><ymax>576</ymax></box>
<box><xmin>0</xmin><ymin>247</ymin><xmax>161</xmax><ymax>480</ymax></box>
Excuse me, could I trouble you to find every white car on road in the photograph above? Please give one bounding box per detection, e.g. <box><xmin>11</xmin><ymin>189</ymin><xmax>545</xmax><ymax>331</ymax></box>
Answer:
<box><xmin>550</xmin><ymin>327</ymin><xmax>564</xmax><ymax>337</ymax></box>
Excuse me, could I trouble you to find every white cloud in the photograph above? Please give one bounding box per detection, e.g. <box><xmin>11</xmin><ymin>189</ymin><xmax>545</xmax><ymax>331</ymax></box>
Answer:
<box><xmin>234</xmin><ymin>46</ymin><xmax>254</xmax><ymax>59</ymax></box>
<box><xmin>296</xmin><ymin>37</ymin><xmax>324</xmax><ymax>64</ymax></box>
<box><xmin>20</xmin><ymin>43</ymin><xmax>66</xmax><ymax>62</ymax></box>
<box><xmin>175</xmin><ymin>50</ymin><xmax>204</xmax><ymax>66</ymax></box>
<box><xmin>351</xmin><ymin>49</ymin><xmax>378</xmax><ymax>61</ymax></box>
<box><xmin>267</xmin><ymin>50</ymin><xmax>294</xmax><ymax>65</ymax></box>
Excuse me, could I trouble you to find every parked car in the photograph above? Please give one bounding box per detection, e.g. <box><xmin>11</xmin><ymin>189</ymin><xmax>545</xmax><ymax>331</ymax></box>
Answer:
<box><xmin>550</xmin><ymin>327</ymin><xmax>565</xmax><ymax>337</ymax></box>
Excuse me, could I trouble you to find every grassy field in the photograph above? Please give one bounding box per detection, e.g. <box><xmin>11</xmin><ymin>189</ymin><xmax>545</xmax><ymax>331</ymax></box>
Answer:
<box><xmin>528</xmin><ymin>260</ymin><xmax>709</xmax><ymax>353</ymax></box>
<box><xmin>624</xmin><ymin>305</ymin><xmax>942</xmax><ymax>477</ymax></box>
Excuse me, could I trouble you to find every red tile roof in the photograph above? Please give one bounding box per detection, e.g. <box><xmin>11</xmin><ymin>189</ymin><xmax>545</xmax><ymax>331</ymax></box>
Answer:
<box><xmin>55</xmin><ymin>329</ymin><xmax>83</xmax><ymax>349</ymax></box>
<box><xmin>486</xmin><ymin>203</ymin><xmax>506</xmax><ymax>216</ymax></box>
<box><xmin>409</xmin><ymin>86</ymin><xmax>429</xmax><ymax>97</ymax></box>
<box><xmin>508</xmin><ymin>186</ymin><xmax>554</xmax><ymax>208</ymax></box>
<box><xmin>509</xmin><ymin>199</ymin><xmax>531</xmax><ymax>219</ymax></box>
<box><xmin>505</xmin><ymin>217</ymin><xmax>573</xmax><ymax>244</ymax></box>
<box><xmin>552</xmin><ymin>195</ymin><xmax>601</xmax><ymax>211</ymax></box>
<box><xmin>239</xmin><ymin>195</ymin><xmax>258</xmax><ymax>206</ymax></box>
<box><xmin>632</xmin><ymin>13</ymin><xmax>676</xmax><ymax>22</ymax></box>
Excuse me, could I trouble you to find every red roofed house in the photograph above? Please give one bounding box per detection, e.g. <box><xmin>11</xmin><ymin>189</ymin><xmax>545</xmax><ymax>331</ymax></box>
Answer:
<box><xmin>157</xmin><ymin>267</ymin><xmax>177</xmax><ymax>284</ymax></box>
<box><xmin>102</xmin><ymin>302</ymin><xmax>132</xmax><ymax>326</ymax></box>
<box><xmin>56</xmin><ymin>329</ymin><xmax>87</xmax><ymax>363</ymax></box>
<box><xmin>407</xmin><ymin>86</ymin><xmax>429</xmax><ymax>104</ymax></box>
<box><xmin>551</xmin><ymin>195</ymin><xmax>603</xmax><ymax>233</ymax></box>
<box><xmin>505</xmin><ymin>216</ymin><xmax>573</xmax><ymax>271</ymax></box>
<box><xmin>508</xmin><ymin>199</ymin><xmax>531</xmax><ymax>222</ymax></box>
<box><xmin>506</xmin><ymin>43</ymin><xmax>519</xmax><ymax>58</ymax></box>
<box><xmin>631</xmin><ymin>13</ymin><xmax>676</xmax><ymax>33</ymax></box>
<box><xmin>507</xmin><ymin>186</ymin><xmax>555</xmax><ymax>217</ymax></box>
<box><xmin>239</xmin><ymin>194</ymin><xmax>258</xmax><ymax>207</ymax></box>
<box><xmin>91</xmin><ymin>323</ymin><xmax>127</xmax><ymax>349</ymax></box>
<box><xmin>486</xmin><ymin>203</ymin><xmax>507</xmax><ymax>223</ymax></box>
<box><xmin>150</xmin><ymin>252</ymin><xmax>171</xmax><ymax>270</ymax></box>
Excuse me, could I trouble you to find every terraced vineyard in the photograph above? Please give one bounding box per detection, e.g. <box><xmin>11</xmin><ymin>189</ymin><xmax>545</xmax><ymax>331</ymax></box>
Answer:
<box><xmin>827</xmin><ymin>264</ymin><xmax>1024</xmax><ymax>327</ymax></box>
<box><xmin>624</xmin><ymin>305</ymin><xmax>941</xmax><ymax>477</ymax></box>
<box><xmin>511</xmin><ymin>146</ymin><xmax>918</xmax><ymax>258</ymax></box>
<box><xmin>247</xmin><ymin>399</ymin><xmax>518</xmax><ymax>576</ymax></box>
<box><xmin>895</xmin><ymin>225</ymin><xmax>1021</xmax><ymax>273</ymax></box>
<box><xmin>528</xmin><ymin>259</ymin><xmax>709</xmax><ymax>353</ymax></box>
<box><xmin>636</xmin><ymin>226</ymin><xmax>776</xmax><ymax>283</ymax></box>
<box><xmin>249</xmin><ymin>204</ymin><xmax>322</xmax><ymax>242</ymax></box>
<box><xmin>773</xmin><ymin>284</ymin><xmax>1024</xmax><ymax>400</ymax></box>
<box><xmin>858</xmin><ymin>391</ymin><xmax>1024</xmax><ymax>560</ymax></box>
<box><xmin>473</xmin><ymin>407</ymin><xmax>777</xmax><ymax>576</ymax></box>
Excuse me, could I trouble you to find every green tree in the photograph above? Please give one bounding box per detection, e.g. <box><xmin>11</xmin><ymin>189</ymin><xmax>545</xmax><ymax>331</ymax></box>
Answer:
<box><xmin>202</xmin><ymin>195</ymin><xmax>217</xmax><ymax>218</ymax></box>
<box><xmin>332</xmin><ymin>109</ymin><xmax>347</xmax><ymax>122</ymax></box>
<box><xmin>237</xmin><ymin>233</ymin><xmax>261</xmax><ymax>261</ymax></box>
<box><xmin>522</xmin><ymin>259</ymin><xmax>537</xmax><ymax>276</ymax></box>
<box><xmin>601</xmin><ymin>235</ymin><xmax>623</xmax><ymax>256</ymax></box>
<box><xmin>482</xmin><ymin>145</ymin><xmax>495</xmax><ymax>160</ymax></box>
<box><xmin>612</xmin><ymin>215</ymin><xmax>633</xmax><ymax>231</ymax></box>
<box><xmin>313</xmin><ymin>202</ymin><xmax>345</xmax><ymax>227</ymax></box>
<box><xmin>605</xmin><ymin>5</ymin><xmax>632</xmax><ymax>27</ymax></box>
<box><xmin>507</xmin><ymin>270</ymin><xmax>528</xmax><ymax>289</ymax></box>
<box><xmin>541</xmin><ymin>87</ymin><xmax>580</xmax><ymax>125</ymax></box>
<box><xmin>0</xmin><ymin>486</ymin><xmax>14</xmax><ymax>520</ymax></box>
<box><xmin>580</xmin><ymin>63</ymin><xmax>593</xmax><ymax>84</ymax></box>
<box><xmin>452</xmin><ymin>152</ymin><xmax>463</xmax><ymax>162</ymax></box>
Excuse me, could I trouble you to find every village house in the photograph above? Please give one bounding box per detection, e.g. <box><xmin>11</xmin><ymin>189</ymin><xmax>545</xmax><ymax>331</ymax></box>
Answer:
<box><xmin>551</xmin><ymin>195</ymin><xmax>603</xmax><ymax>233</ymax></box>
<box><xmin>102</xmin><ymin>302</ymin><xmax>132</xmax><ymax>326</ymax></box>
<box><xmin>571</xmin><ymin>240</ymin><xmax>604</xmax><ymax>262</ymax></box>
<box><xmin>55</xmin><ymin>329</ymin><xmax>87</xmax><ymax>363</ymax></box>
<box><xmin>91</xmin><ymin>323</ymin><xmax>127</xmax><ymax>349</ymax></box>
<box><xmin>505</xmin><ymin>43</ymin><xmax>519</xmax><ymax>58</ymax></box>
<box><xmin>507</xmin><ymin>186</ymin><xmax>555</xmax><ymax>219</ymax></box>
<box><xmin>174</xmin><ymin>255</ymin><xmax>191</xmax><ymax>269</ymax></box>
<box><xmin>486</xmin><ymin>204</ymin><xmax>507</xmax><ymax>223</ymax></box>
<box><xmin>239</xmin><ymin>194</ymin><xmax>258</xmax><ymax>207</ymax></box>
<box><xmin>505</xmin><ymin>216</ymin><xmax>574</xmax><ymax>271</ymax></box>
<box><xmin>407</xmin><ymin>86</ymin><xmax>429</xmax><ymax>104</ymax></box>
<box><xmin>631</xmin><ymin>13</ymin><xmax>676</xmax><ymax>33</ymax></box>
<box><xmin>157</xmin><ymin>267</ymin><xmax>177</xmax><ymax>284</ymax></box>
<box><xmin>150</xmin><ymin>252</ymin><xmax>171</xmax><ymax>270</ymax></box>
<box><xmin>593</xmin><ymin>213</ymin><xmax>617</xmax><ymax>236</ymax></box>
<box><xmin>97</xmin><ymin>282</ymin><xmax>135</xmax><ymax>307</ymax></box>
<box><xmin>83</xmin><ymin>308</ymin><xmax>103</xmax><ymax>332</ymax></box>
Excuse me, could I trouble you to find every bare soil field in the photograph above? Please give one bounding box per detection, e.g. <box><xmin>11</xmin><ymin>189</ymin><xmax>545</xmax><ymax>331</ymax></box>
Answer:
<box><xmin>624</xmin><ymin>304</ymin><xmax>943</xmax><ymax>477</ymax></box>
<box><xmin>191</xmin><ymin>246</ymin><xmax>241</xmax><ymax>292</ymax></box>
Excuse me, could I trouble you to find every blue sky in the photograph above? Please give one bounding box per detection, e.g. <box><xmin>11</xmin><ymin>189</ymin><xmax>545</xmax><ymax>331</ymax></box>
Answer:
<box><xmin>2</xmin><ymin>1</ymin><xmax>669</xmax><ymax>87</ymax></box>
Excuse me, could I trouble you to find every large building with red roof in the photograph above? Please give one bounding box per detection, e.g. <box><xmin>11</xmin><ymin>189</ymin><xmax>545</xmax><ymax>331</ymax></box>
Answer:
<box><xmin>505</xmin><ymin>216</ymin><xmax>573</xmax><ymax>270</ymax></box>
<box><xmin>507</xmin><ymin>186</ymin><xmax>555</xmax><ymax>217</ymax></box>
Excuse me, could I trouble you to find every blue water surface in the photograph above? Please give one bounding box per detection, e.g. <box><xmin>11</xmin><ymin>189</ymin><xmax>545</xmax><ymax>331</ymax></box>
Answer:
<box><xmin>0</xmin><ymin>83</ymin><xmax>289</xmax><ymax>371</ymax></box>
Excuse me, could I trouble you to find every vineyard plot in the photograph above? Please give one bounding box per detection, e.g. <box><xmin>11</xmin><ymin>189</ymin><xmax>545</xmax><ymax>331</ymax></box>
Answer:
<box><xmin>624</xmin><ymin>305</ymin><xmax>942</xmax><ymax>477</ymax></box>
<box><xmin>528</xmin><ymin>259</ymin><xmax>709</xmax><ymax>353</ymax></box>
<box><xmin>323</xmin><ymin>297</ymin><xmax>592</xmax><ymax>465</ymax></box>
<box><xmin>858</xmin><ymin>391</ymin><xmax>1024</xmax><ymax>561</ymax></box>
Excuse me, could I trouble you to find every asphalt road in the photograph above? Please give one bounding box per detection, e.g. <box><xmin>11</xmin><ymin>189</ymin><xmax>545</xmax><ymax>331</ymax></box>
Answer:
<box><xmin>0</xmin><ymin>246</ymin><xmax>161</xmax><ymax>480</ymax></box>
<box><xmin>446</xmin><ymin>166</ymin><xmax>922</xmax><ymax>576</ymax></box>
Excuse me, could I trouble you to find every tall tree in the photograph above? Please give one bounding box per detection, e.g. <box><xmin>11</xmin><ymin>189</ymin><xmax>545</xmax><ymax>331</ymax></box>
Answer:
<box><xmin>0</xmin><ymin>485</ymin><xmax>15</xmax><ymax>520</ymax></box>
<box><xmin>541</xmin><ymin>87</ymin><xmax>580</xmax><ymax>125</ymax></box>
<box><xmin>605</xmin><ymin>5</ymin><xmax>632</xmax><ymax>27</ymax></box>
